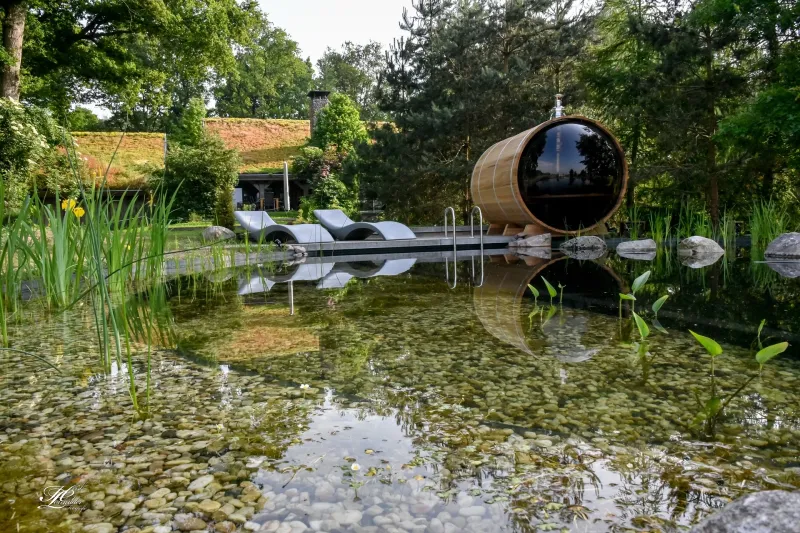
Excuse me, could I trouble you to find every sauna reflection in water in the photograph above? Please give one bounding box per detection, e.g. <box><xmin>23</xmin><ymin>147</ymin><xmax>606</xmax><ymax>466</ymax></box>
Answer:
<box><xmin>1</xmin><ymin>252</ymin><xmax>800</xmax><ymax>533</ymax></box>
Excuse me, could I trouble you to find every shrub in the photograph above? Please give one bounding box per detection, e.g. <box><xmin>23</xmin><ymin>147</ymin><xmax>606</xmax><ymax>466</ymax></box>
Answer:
<box><xmin>291</xmin><ymin>145</ymin><xmax>358</xmax><ymax>221</ymax></box>
<box><xmin>156</xmin><ymin>133</ymin><xmax>240</xmax><ymax>225</ymax></box>
<box><xmin>0</xmin><ymin>98</ymin><xmax>67</xmax><ymax>209</ymax></box>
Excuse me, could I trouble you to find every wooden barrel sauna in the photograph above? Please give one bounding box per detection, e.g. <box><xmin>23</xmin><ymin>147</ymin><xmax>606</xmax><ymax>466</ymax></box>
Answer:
<box><xmin>471</xmin><ymin>116</ymin><xmax>628</xmax><ymax>235</ymax></box>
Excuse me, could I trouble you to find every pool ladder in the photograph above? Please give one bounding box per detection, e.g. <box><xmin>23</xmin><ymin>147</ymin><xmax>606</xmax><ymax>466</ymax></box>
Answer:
<box><xmin>443</xmin><ymin>206</ymin><xmax>484</xmax><ymax>288</ymax></box>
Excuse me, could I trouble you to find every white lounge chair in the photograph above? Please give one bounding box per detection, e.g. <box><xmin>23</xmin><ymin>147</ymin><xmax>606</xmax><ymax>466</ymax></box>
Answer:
<box><xmin>313</xmin><ymin>209</ymin><xmax>416</xmax><ymax>241</ymax></box>
<box><xmin>235</xmin><ymin>211</ymin><xmax>334</xmax><ymax>244</ymax></box>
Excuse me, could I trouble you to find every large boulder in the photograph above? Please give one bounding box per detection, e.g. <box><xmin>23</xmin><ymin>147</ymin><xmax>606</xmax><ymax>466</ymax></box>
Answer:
<box><xmin>560</xmin><ymin>236</ymin><xmax>607</xmax><ymax>252</ymax></box>
<box><xmin>562</xmin><ymin>248</ymin><xmax>606</xmax><ymax>260</ymax></box>
<box><xmin>690</xmin><ymin>490</ymin><xmax>800</xmax><ymax>533</ymax></box>
<box><xmin>202</xmin><ymin>226</ymin><xmax>236</xmax><ymax>243</ymax></box>
<box><xmin>616</xmin><ymin>239</ymin><xmax>657</xmax><ymax>254</ymax></box>
<box><xmin>509</xmin><ymin>233</ymin><xmax>551</xmax><ymax>248</ymax></box>
<box><xmin>764</xmin><ymin>232</ymin><xmax>800</xmax><ymax>259</ymax></box>
<box><xmin>678</xmin><ymin>236</ymin><xmax>724</xmax><ymax>256</ymax></box>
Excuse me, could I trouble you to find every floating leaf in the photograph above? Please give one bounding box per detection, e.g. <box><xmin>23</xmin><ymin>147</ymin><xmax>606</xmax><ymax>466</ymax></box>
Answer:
<box><xmin>755</xmin><ymin>342</ymin><xmax>789</xmax><ymax>366</ymax></box>
<box><xmin>527</xmin><ymin>284</ymin><xmax>539</xmax><ymax>298</ymax></box>
<box><xmin>632</xmin><ymin>312</ymin><xmax>649</xmax><ymax>340</ymax></box>
<box><xmin>619</xmin><ymin>293</ymin><xmax>636</xmax><ymax>301</ymax></box>
<box><xmin>652</xmin><ymin>295</ymin><xmax>669</xmax><ymax>315</ymax></box>
<box><xmin>689</xmin><ymin>330</ymin><xmax>723</xmax><ymax>357</ymax></box>
<box><xmin>631</xmin><ymin>270</ymin><xmax>651</xmax><ymax>294</ymax></box>
<box><xmin>541</xmin><ymin>276</ymin><xmax>557</xmax><ymax>298</ymax></box>
<box><xmin>364</xmin><ymin>449</ymin><xmax>374</xmax><ymax>455</ymax></box>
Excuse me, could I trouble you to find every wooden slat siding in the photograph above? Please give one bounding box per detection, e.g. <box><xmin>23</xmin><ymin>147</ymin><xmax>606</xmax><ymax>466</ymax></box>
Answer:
<box><xmin>471</xmin><ymin>141</ymin><xmax>493</xmax><ymax>215</ymax></box>
<box><xmin>470</xmin><ymin>116</ymin><xmax>628</xmax><ymax>235</ymax></box>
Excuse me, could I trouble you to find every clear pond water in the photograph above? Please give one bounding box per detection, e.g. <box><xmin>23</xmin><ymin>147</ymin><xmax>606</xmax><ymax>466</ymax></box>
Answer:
<box><xmin>2</xmin><ymin>248</ymin><xmax>799</xmax><ymax>533</ymax></box>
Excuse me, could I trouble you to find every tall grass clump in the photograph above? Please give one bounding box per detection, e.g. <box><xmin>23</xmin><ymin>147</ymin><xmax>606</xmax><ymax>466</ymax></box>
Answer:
<box><xmin>678</xmin><ymin>203</ymin><xmax>712</xmax><ymax>239</ymax></box>
<box><xmin>649</xmin><ymin>211</ymin><xmax>673</xmax><ymax>243</ymax></box>
<box><xmin>0</xmin><ymin>184</ymin><xmax>30</xmax><ymax>346</ymax></box>
<box><xmin>750</xmin><ymin>199</ymin><xmax>789</xmax><ymax>253</ymax></box>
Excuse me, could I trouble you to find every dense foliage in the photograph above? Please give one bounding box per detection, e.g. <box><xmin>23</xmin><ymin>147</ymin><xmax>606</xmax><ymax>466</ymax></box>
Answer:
<box><xmin>0</xmin><ymin>98</ymin><xmax>87</xmax><ymax>210</ymax></box>
<box><xmin>344</xmin><ymin>0</ymin><xmax>800</xmax><ymax>227</ymax></box>
<box><xmin>3</xmin><ymin>0</ymin><xmax>800</xmax><ymax>229</ymax></box>
<box><xmin>213</xmin><ymin>19</ymin><xmax>314</xmax><ymax>119</ymax></box>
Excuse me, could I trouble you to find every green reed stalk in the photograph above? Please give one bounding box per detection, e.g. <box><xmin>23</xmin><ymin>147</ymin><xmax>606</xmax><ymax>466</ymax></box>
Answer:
<box><xmin>750</xmin><ymin>199</ymin><xmax>788</xmax><ymax>253</ymax></box>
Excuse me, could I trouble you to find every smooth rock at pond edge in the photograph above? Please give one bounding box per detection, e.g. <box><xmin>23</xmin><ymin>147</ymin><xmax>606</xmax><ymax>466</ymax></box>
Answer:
<box><xmin>678</xmin><ymin>236</ymin><xmax>724</xmax><ymax>255</ymax></box>
<box><xmin>616</xmin><ymin>239</ymin><xmax>657</xmax><ymax>254</ymax></box>
<box><xmin>202</xmin><ymin>226</ymin><xmax>236</xmax><ymax>242</ymax></box>
<box><xmin>689</xmin><ymin>490</ymin><xmax>800</xmax><ymax>533</ymax></box>
<box><xmin>560</xmin><ymin>236</ymin><xmax>606</xmax><ymax>251</ymax></box>
<box><xmin>764</xmin><ymin>232</ymin><xmax>800</xmax><ymax>259</ymax></box>
<box><xmin>509</xmin><ymin>234</ymin><xmax>551</xmax><ymax>248</ymax></box>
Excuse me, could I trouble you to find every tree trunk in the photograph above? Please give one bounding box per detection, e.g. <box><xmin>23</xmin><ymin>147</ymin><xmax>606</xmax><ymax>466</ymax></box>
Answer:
<box><xmin>704</xmin><ymin>32</ymin><xmax>719</xmax><ymax>230</ymax></box>
<box><xmin>1</xmin><ymin>1</ymin><xmax>26</xmax><ymax>101</ymax></box>
<box><xmin>626</xmin><ymin>119</ymin><xmax>641</xmax><ymax>210</ymax></box>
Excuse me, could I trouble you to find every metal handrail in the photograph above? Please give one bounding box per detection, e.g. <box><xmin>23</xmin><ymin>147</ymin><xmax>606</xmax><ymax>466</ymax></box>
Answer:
<box><xmin>444</xmin><ymin>207</ymin><xmax>457</xmax><ymax>289</ymax></box>
<box><xmin>470</xmin><ymin>206</ymin><xmax>483</xmax><ymax>246</ymax></box>
<box><xmin>470</xmin><ymin>206</ymin><xmax>484</xmax><ymax>287</ymax></box>
<box><xmin>444</xmin><ymin>206</ymin><xmax>457</xmax><ymax>255</ymax></box>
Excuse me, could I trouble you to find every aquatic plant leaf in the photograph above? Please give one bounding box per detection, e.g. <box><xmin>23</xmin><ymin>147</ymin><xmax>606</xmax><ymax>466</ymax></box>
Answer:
<box><xmin>619</xmin><ymin>293</ymin><xmax>636</xmax><ymax>301</ymax></box>
<box><xmin>651</xmin><ymin>319</ymin><xmax>668</xmax><ymax>334</ymax></box>
<box><xmin>652</xmin><ymin>295</ymin><xmax>669</xmax><ymax>315</ymax></box>
<box><xmin>541</xmin><ymin>276</ymin><xmax>557</xmax><ymax>298</ymax></box>
<box><xmin>757</xmin><ymin>319</ymin><xmax>766</xmax><ymax>349</ymax></box>
<box><xmin>632</xmin><ymin>312</ymin><xmax>649</xmax><ymax>339</ymax></box>
<box><xmin>689</xmin><ymin>330</ymin><xmax>723</xmax><ymax>357</ymax></box>
<box><xmin>527</xmin><ymin>284</ymin><xmax>539</xmax><ymax>298</ymax></box>
<box><xmin>631</xmin><ymin>270</ymin><xmax>651</xmax><ymax>294</ymax></box>
<box><xmin>755</xmin><ymin>342</ymin><xmax>789</xmax><ymax>365</ymax></box>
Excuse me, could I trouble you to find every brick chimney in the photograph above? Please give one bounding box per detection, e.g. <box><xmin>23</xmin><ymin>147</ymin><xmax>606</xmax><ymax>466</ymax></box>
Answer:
<box><xmin>308</xmin><ymin>90</ymin><xmax>331</xmax><ymax>133</ymax></box>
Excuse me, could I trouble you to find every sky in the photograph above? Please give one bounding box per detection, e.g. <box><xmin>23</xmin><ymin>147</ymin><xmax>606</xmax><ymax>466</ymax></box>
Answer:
<box><xmin>260</xmin><ymin>0</ymin><xmax>415</xmax><ymax>67</ymax></box>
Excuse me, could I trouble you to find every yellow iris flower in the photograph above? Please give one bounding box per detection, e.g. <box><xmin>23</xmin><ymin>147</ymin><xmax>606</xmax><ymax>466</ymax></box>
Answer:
<box><xmin>61</xmin><ymin>198</ymin><xmax>77</xmax><ymax>210</ymax></box>
<box><xmin>73</xmin><ymin>207</ymin><xmax>85</xmax><ymax>218</ymax></box>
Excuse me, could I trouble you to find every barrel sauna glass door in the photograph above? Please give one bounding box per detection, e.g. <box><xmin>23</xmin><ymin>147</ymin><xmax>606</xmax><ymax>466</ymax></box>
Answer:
<box><xmin>517</xmin><ymin>120</ymin><xmax>625</xmax><ymax>232</ymax></box>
